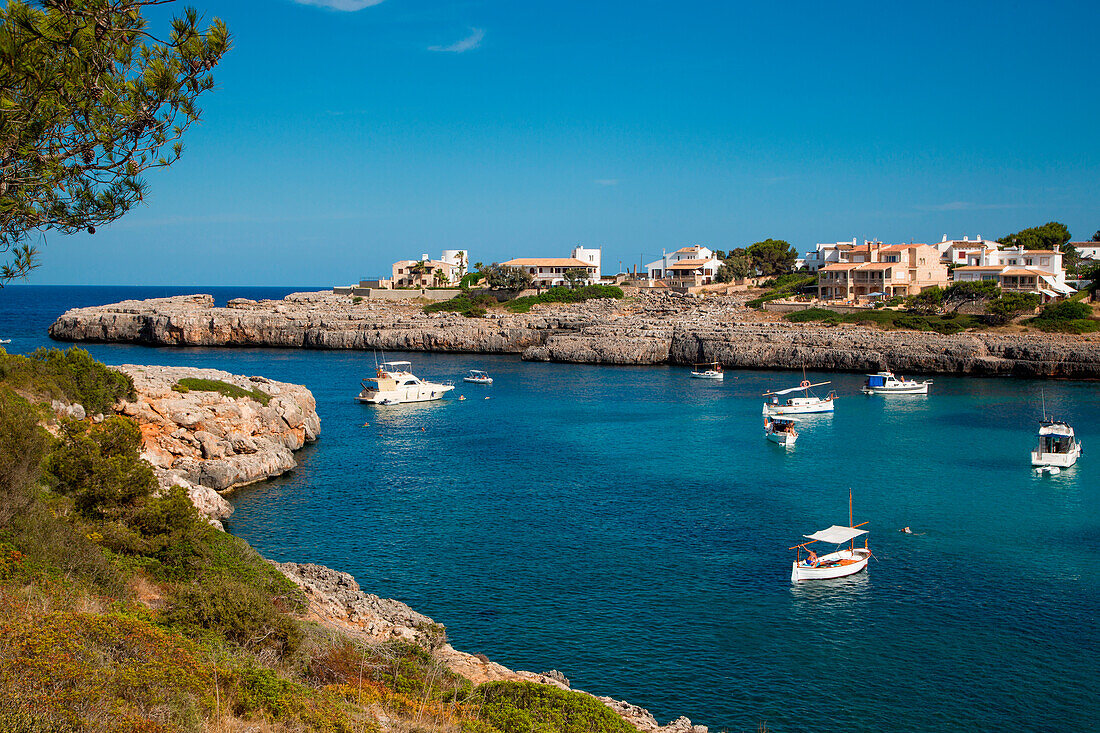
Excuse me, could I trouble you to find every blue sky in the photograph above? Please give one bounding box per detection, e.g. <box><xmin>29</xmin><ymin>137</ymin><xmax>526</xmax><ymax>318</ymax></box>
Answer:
<box><xmin>33</xmin><ymin>0</ymin><xmax>1100</xmax><ymax>285</ymax></box>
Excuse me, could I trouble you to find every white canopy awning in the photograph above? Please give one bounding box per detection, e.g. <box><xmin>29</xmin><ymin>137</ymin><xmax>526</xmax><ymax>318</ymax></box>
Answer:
<box><xmin>1038</xmin><ymin>288</ymin><xmax>1058</xmax><ymax>298</ymax></box>
<box><xmin>803</xmin><ymin>525</ymin><xmax>868</xmax><ymax>545</ymax></box>
<box><xmin>765</xmin><ymin>381</ymin><xmax>830</xmax><ymax>396</ymax></box>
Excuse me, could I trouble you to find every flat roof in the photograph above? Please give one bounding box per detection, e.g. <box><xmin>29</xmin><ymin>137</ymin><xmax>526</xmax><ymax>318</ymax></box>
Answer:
<box><xmin>501</xmin><ymin>258</ymin><xmax>592</xmax><ymax>267</ymax></box>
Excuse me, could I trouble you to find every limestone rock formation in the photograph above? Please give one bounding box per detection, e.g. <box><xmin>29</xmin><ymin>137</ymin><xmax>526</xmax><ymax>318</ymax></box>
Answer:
<box><xmin>115</xmin><ymin>364</ymin><xmax>320</xmax><ymax>525</ymax></box>
<box><xmin>275</xmin><ymin>559</ymin><xmax>707</xmax><ymax>733</ymax></box>
<box><xmin>49</xmin><ymin>290</ymin><xmax>1100</xmax><ymax>378</ymax></box>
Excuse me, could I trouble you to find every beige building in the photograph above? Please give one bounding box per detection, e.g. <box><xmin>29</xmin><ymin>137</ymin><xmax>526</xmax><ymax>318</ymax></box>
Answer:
<box><xmin>392</xmin><ymin>250</ymin><xmax>468</xmax><ymax>288</ymax></box>
<box><xmin>501</xmin><ymin>246</ymin><xmax>601</xmax><ymax>287</ymax></box>
<box><xmin>817</xmin><ymin>242</ymin><xmax>948</xmax><ymax>301</ymax></box>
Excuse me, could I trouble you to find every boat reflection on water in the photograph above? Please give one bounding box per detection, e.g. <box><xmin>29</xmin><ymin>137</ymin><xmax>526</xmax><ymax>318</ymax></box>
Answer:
<box><xmin>788</xmin><ymin>571</ymin><xmax>872</xmax><ymax>610</ymax></box>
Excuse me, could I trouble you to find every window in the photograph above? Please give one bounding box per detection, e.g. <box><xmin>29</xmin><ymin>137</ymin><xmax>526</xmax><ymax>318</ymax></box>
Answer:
<box><xmin>1041</xmin><ymin>257</ymin><xmax>1050</xmax><ymax>266</ymax></box>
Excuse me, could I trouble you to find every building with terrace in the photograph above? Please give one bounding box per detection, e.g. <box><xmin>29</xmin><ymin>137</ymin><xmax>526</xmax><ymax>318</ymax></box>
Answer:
<box><xmin>645</xmin><ymin>245</ymin><xmax>723</xmax><ymax>283</ymax></box>
<box><xmin>952</xmin><ymin>245</ymin><xmax>1074</xmax><ymax>302</ymax></box>
<box><xmin>817</xmin><ymin>242</ymin><xmax>948</xmax><ymax>302</ymax></box>
<box><xmin>501</xmin><ymin>246</ymin><xmax>601</xmax><ymax>287</ymax></box>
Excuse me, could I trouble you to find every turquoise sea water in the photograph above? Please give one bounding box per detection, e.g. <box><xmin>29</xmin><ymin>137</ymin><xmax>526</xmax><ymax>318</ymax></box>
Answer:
<box><xmin>3</xmin><ymin>286</ymin><xmax>1098</xmax><ymax>732</ymax></box>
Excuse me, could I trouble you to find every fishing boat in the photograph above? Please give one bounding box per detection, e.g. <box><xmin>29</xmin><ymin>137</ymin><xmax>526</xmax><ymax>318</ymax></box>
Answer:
<box><xmin>790</xmin><ymin>492</ymin><xmax>871</xmax><ymax>582</ymax></box>
<box><xmin>356</xmin><ymin>361</ymin><xmax>454</xmax><ymax>405</ymax></box>
<box><xmin>763</xmin><ymin>378</ymin><xmax>836</xmax><ymax>415</ymax></box>
<box><xmin>463</xmin><ymin>370</ymin><xmax>493</xmax><ymax>385</ymax></box>
<box><xmin>861</xmin><ymin>370</ymin><xmax>932</xmax><ymax>395</ymax></box>
<box><xmin>690</xmin><ymin>362</ymin><xmax>724</xmax><ymax>380</ymax></box>
<box><xmin>764</xmin><ymin>415</ymin><xmax>798</xmax><ymax>447</ymax></box>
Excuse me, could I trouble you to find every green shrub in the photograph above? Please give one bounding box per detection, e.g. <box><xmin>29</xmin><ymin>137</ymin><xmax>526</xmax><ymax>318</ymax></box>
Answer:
<box><xmin>467</xmin><ymin>681</ymin><xmax>636</xmax><ymax>733</ymax></box>
<box><xmin>0</xmin><ymin>347</ymin><xmax>134</xmax><ymax>413</ymax></box>
<box><xmin>171</xmin><ymin>377</ymin><xmax>271</xmax><ymax>405</ymax></box>
<box><xmin>1036</xmin><ymin>300</ymin><xmax>1092</xmax><ymax>321</ymax></box>
<box><xmin>747</xmin><ymin>275</ymin><xmax>817</xmax><ymax>308</ymax></box>
<box><xmin>424</xmin><ymin>292</ymin><xmax>498</xmax><ymax>318</ymax></box>
<box><xmin>43</xmin><ymin>416</ymin><xmax>156</xmax><ymax>521</ymax></box>
<box><xmin>504</xmin><ymin>285</ymin><xmax>623</xmax><ymax>313</ymax></box>
<box><xmin>784</xmin><ymin>307</ymin><xmax>840</xmax><ymax>323</ymax></box>
<box><xmin>166</xmin><ymin>575</ymin><xmax>304</xmax><ymax>656</ymax></box>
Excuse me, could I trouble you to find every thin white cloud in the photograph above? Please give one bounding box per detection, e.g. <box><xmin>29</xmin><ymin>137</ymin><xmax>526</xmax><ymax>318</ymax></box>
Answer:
<box><xmin>593</xmin><ymin>179</ymin><xmax>619</xmax><ymax>186</ymax></box>
<box><xmin>290</xmin><ymin>0</ymin><xmax>384</xmax><ymax>11</ymax></box>
<box><xmin>429</xmin><ymin>27</ymin><xmax>485</xmax><ymax>53</ymax></box>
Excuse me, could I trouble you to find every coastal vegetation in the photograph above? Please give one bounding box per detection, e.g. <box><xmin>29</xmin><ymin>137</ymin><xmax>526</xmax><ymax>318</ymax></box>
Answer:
<box><xmin>784</xmin><ymin>307</ymin><xmax>980</xmax><ymax>334</ymax></box>
<box><xmin>0</xmin><ymin>346</ymin><xmax>134</xmax><ymax>413</ymax></box>
<box><xmin>172</xmin><ymin>377</ymin><xmax>272</xmax><ymax>406</ymax></box>
<box><xmin>747</xmin><ymin>274</ymin><xmax>817</xmax><ymax>308</ymax></box>
<box><xmin>996</xmin><ymin>221</ymin><xmax>1071</xmax><ymax>250</ymax></box>
<box><xmin>0</xmin><ymin>348</ymin><xmax>648</xmax><ymax>732</ymax></box>
<box><xmin>1028</xmin><ymin>300</ymin><xmax>1100</xmax><ymax>334</ymax></box>
<box><xmin>0</xmin><ymin>0</ymin><xmax>231</xmax><ymax>285</ymax></box>
<box><xmin>425</xmin><ymin>285</ymin><xmax>624</xmax><ymax>317</ymax></box>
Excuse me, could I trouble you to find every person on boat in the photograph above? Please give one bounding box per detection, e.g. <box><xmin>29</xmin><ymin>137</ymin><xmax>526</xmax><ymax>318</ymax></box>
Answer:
<box><xmin>901</xmin><ymin>526</ymin><xmax>912</xmax><ymax>534</ymax></box>
<box><xmin>806</xmin><ymin>550</ymin><xmax>818</xmax><ymax>567</ymax></box>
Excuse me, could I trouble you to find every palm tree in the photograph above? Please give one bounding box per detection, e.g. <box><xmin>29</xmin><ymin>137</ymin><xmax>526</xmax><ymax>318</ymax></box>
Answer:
<box><xmin>433</xmin><ymin>268</ymin><xmax>447</xmax><ymax>286</ymax></box>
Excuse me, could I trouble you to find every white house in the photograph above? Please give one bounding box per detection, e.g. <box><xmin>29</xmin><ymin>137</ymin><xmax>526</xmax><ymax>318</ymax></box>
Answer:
<box><xmin>803</xmin><ymin>239</ymin><xmax>858</xmax><ymax>272</ymax></box>
<box><xmin>392</xmin><ymin>249</ymin><xmax>468</xmax><ymax>287</ymax></box>
<box><xmin>952</xmin><ymin>245</ymin><xmax>1074</xmax><ymax>301</ymax></box>
<box><xmin>1068</xmin><ymin>241</ymin><xmax>1100</xmax><ymax>262</ymax></box>
<box><xmin>646</xmin><ymin>246</ymin><xmax>723</xmax><ymax>283</ymax></box>
<box><xmin>501</xmin><ymin>246</ymin><xmax>601</xmax><ymax>287</ymax></box>
<box><xmin>934</xmin><ymin>235</ymin><xmax>997</xmax><ymax>265</ymax></box>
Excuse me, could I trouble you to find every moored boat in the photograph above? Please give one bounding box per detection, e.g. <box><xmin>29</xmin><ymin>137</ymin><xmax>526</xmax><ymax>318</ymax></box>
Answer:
<box><xmin>790</xmin><ymin>493</ymin><xmax>871</xmax><ymax>582</ymax></box>
<box><xmin>1032</xmin><ymin>419</ymin><xmax>1081</xmax><ymax>469</ymax></box>
<box><xmin>763</xmin><ymin>379</ymin><xmax>836</xmax><ymax>415</ymax></box>
<box><xmin>861</xmin><ymin>370</ymin><xmax>932</xmax><ymax>395</ymax></box>
<box><xmin>764</xmin><ymin>415</ymin><xmax>798</xmax><ymax>447</ymax></box>
<box><xmin>463</xmin><ymin>370</ymin><xmax>493</xmax><ymax>384</ymax></box>
<box><xmin>357</xmin><ymin>361</ymin><xmax>454</xmax><ymax>405</ymax></box>
<box><xmin>690</xmin><ymin>362</ymin><xmax>724</xmax><ymax>380</ymax></box>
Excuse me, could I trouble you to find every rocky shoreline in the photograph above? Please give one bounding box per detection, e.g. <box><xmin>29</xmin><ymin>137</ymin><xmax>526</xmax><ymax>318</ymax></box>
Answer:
<box><xmin>49</xmin><ymin>290</ymin><xmax>1100</xmax><ymax>378</ymax></box>
<box><xmin>114</xmin><ymin>364</ymin><xmax>320</xmax><ymax>527</ymax></box>
<box><xmin>103</xmin><ymin>363</ymin><xmax>705</xmax><ymax>731</ymax></box>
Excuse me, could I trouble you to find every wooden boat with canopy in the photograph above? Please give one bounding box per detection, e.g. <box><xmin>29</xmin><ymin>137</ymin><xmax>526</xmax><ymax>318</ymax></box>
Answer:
<box><xmin>790</xmin><ymin>493</ymin><xmax>870</xmax><ymax>582</ymax></box>
<box><xmin>690</xmin><ymin>362</ymin><xmax>724</xmax><ymax>380</ymax></box>
<box><xmin>763</xmin><ymin>379</ymin><xmax>836</xmax><ymax>415</ymax></box>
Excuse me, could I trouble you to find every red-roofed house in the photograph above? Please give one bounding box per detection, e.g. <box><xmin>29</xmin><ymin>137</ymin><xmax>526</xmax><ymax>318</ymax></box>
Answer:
<box><xmin>817</xmin><ymin>242</ymin><xmax>948</xmax><ymax>301</ymax></box>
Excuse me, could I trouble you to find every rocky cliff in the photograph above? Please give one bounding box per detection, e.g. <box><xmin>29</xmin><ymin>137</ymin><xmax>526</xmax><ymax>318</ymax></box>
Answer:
<box><xmin>48</xmin><ymin>290</ymin><xmax>1100</xmax><ymax>377</ymax></box>
<box><xmin>276</xmin><ymin>561</ymin><xmax>708</xmax><ymax>733</ymax></box>
<box><xmin>115</xmin><ymin>364</ymin><xmax>320</xmax><ymax>526</ymax></box>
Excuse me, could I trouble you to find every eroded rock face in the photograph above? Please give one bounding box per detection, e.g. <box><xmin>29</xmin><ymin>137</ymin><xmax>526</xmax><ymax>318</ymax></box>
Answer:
<box><xmin>115</xmin><ymin>365</ymin><xmax>320</xmax><ymax>524</ymax></box>
<box><xmin>50</xmin><ymin>290</ymin><xmax>1100</xmax><ymax>378</ymax></box>
<box><xmin>274</xmin><ymin>559</ymin><xmax>707</xmax><ymax>733</ymax></box>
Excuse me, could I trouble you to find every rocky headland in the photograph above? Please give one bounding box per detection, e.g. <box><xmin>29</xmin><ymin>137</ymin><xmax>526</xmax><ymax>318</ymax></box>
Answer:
<box><xmin>49</xmin><ymin>290</ymin><xmax>1100</xmax><ymax>378</ymax></box>
<box><xmin>113</xmin><ymin>364</ymin><xmax>320</xmax><ymax>527</ymax></box>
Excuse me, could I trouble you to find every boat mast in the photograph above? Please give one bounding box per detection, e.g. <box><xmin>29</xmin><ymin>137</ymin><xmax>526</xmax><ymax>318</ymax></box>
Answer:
<box><xmin>849</xmin><ymin>489</ymin><xmax>854</xmax><ymax>552</ymax></box>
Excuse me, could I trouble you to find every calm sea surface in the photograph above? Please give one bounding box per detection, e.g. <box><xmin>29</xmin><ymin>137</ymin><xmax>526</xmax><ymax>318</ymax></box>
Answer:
<box><xmin>3</xmin><ymin>285</ymin><xmax>1098</xmax><ymax>732</ymax></box>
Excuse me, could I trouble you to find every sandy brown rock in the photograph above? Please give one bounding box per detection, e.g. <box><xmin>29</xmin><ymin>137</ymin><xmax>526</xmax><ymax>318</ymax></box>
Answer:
<box><xmin>116</xmin><ymin>365</ymin><xmax>320</xmax><ymax>524</ymax></box>
<box><xmin>50</xmin><ymin>290</ymin><xmax>1100</xmax><ymax>378</ymax></box>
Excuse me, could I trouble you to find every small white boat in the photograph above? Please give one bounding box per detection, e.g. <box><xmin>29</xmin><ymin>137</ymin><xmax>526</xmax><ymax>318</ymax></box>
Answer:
<box><xmin>357</xmin><ymin>361</ymin><xmax>454</xmax><ymax>405</ymax></box>
<box><xmin>861</xmin><ymin>370</ymin><xmax>932</xmax><ymax>395</ymax></box>
<box><xmin>763</xmin><ymin>379</ymin><xmax>836</xmax><ymax>415</ymax></box>
<box><xmin>0</xmin><ymin>338</ymin><xmax>10</xmax><ymax>345</ymax></box>
<box><xmin>791</xmin><ymin>493</ymin><xmax>871</xmax><ymax>582</ymax></box>
<box><xmin>463</xmin><ymin>370</ymin><xmax>493</xmax><ymax>385</ymax></box>
<box><xmin>764</xmin><ymin>415</ymin><xmax>798</xmax><ymax>447</ymax></box>
<box><xmin>1031</xmin><ymin>420</ymin><xmax>1081</xmax><ymax>469</ymax></box>
<box><xmin>690</xmin><ymin>362</ymin><xmax>724</xmax><ymax>380</ymax></box>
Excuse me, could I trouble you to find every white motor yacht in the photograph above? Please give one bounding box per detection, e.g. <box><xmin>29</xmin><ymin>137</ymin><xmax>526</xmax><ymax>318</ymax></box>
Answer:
<box><xmin>861</xmin><ymin>370</ymin><xmax>932</xmax><ymax>395</ymax></box>
<box><xmin>357</xmin><ymin>361</ymin><xmax>454</xmax><ymax>405</ymax></box>
<box><xmin>1032</xmin><ymin>419</ymin><xmax>1081</xmax><ymax>469</ymax></box>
